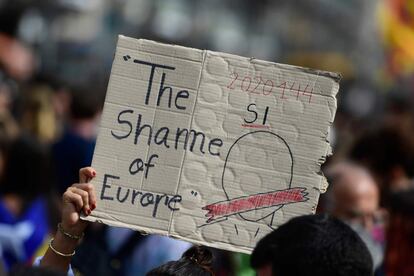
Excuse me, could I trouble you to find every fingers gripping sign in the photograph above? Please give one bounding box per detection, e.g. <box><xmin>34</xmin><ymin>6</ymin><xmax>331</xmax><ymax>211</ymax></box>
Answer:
<box><xmin>61</xmin><ymin>167</ymin><xmax>97</xmax><ymax>236</ymax></box>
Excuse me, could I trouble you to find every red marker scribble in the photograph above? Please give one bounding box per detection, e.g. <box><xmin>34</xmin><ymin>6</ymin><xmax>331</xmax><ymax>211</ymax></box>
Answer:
<box><xmin>203</xmin><ymin>187</ymin><xmax>308</xmax><ymax>223</ymax></box>
<box><xmin>241</xmin><ymin>124</ymin><xmax>270</xmax><ymax>129</ymax></box>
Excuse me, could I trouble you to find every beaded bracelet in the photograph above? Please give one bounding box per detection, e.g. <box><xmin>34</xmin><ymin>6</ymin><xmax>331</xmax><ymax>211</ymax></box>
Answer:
<box><xmin>49</xmin><ymin>238</ymin><xmax>75</xmax><ymax>257</ymax></box>
<box><xmin>57</xmin><ymin>223</ymin><xmax>84</xmax><ymax>240</ymax></box>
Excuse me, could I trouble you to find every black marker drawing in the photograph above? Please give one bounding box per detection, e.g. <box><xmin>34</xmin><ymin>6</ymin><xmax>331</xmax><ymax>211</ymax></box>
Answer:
<box><xmin>201</xmin><ymin>131</ymin><xmax>309</xmax><ymax>233</ymax></box>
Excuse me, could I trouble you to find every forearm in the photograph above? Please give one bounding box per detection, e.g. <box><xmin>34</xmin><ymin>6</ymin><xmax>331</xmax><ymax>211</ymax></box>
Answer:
<box><xmin>39</xmin><ymin>228</ymin><xmax>80</xmax><ymax>272</ymax></box>
<box><xmin>41</xmin><ymin>167</ymin><xmax>96</xmax><ymax>272</ymax></box>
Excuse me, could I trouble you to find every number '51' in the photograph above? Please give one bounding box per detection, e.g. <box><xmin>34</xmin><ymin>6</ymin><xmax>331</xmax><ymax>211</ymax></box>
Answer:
<box><xmin>244</xmin><ymin>103</ymin><xmax>269</xmax><ymax>125</ymax></box>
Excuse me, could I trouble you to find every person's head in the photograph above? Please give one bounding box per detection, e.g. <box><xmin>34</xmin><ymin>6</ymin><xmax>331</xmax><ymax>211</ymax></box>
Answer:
<box><xmin>68</xmin><ymin>86</ymin><xmax>104</xmax><ymax>139</ymax></box>
<box><xmin>325</xmin><ymin>162</ymin><xmax>379</xmax><ymax>230</ymax></box>
<box><xmin>70</xmin><ymin>86</ymin><xmax>103</xmax><ymax>121</ymax></box>
<box><xmin>251</xmin><ymin>214</ymin><xmax>373</xmax><ymax>276</ymax></box>
<box><xmin>1</xmin><ymin>135</ymin><xmax>54</xmax><ymax>202</ymax></box>
<box><xmin>147</xmin><ymin>246</ymin><xmax>214</xmax><ymax>276</ymax></box>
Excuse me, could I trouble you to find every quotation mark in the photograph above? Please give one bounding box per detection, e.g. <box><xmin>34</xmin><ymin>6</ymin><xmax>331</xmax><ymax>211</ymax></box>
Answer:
<box><xmin>123</xmin><ymin>55</ymin><xmax>131</xmax><ymax>61</ymax></box>
<box><xmin>191</xmin><ymin>190</ymin><xmax>198</xmax><ymax>196</ymax></box>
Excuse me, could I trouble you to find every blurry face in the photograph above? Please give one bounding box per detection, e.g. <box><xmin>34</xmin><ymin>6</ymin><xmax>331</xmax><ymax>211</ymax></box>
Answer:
<box><xmin>52</xmin><ymin>89</ymin><xmax>71</xmax><ymax>119</ymax></box>
<box><xmin>340</xmin><ymin>177</ymin><xmax>380</xmax><ymax>230</ymax></box>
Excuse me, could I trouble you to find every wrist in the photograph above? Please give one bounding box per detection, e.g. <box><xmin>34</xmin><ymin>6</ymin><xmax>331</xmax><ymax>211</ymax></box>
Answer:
<box><xmin>60</xmin><ymin>221</ymin><xmax>86</xmax><ymax>237</ymax></box>
<box><xmin>58</xmin><ymin>223</ymin><xmax>84</xmax><ymax>240</ymax></box>
<box><xmin>53</xmin><ymin>231</ymin><xmax>79</xmax><ymax>254</ymax></box>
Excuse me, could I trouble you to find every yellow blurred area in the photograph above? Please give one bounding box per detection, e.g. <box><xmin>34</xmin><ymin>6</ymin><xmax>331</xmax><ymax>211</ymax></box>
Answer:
<box><xmin>379</xmin><ymin>0</ymin><xmax>414</xmax><ymax>76</ymax></box>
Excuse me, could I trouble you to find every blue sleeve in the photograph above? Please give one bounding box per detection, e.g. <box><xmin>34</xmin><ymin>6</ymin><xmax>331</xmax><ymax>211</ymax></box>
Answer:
<box><xmin>33</xmin><ymin>256</ymin><xmax>74</xmax><ymax>276</ymax></box>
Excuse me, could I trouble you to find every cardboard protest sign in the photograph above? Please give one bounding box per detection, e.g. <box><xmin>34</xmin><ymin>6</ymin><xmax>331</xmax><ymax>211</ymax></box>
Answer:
<box><xmin>85</xmin><ymin>35</ymin><xmax>340</xmax><ymax>253</ymax></box>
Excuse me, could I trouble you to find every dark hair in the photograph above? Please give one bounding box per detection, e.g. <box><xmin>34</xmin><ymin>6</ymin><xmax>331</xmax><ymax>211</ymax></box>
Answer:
<box><xmin>147</xmin><ymin>246</ymin><xmax>214</xmax><ymax>276</ymax></box>
<box><xmin>251</xmin><ymin>214</ymin><xmax>373</xmax><ymax>276</ymax></box>
<box><xmin>70</xmin><ymin>87</ymin><xmax>104</xmax><ymax>120</ymax></box>
<box><xmin>1</xmin><ymin>134</ymin><xmax>54</xmax><ymax>201</ymax></box>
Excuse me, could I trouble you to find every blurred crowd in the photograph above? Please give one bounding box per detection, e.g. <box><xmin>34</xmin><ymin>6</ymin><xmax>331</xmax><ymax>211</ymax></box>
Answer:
<box><xmin>0</xmin><ymin>0</ymin><xmax>413</xmax><ymax>275</ymax></box>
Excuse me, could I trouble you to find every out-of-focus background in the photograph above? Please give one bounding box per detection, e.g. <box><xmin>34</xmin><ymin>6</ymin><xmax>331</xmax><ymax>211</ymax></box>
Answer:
<box><xmin>0</xmin><ymin>0</ymin><xmax>413</xmax><ymax>275</ymax></box>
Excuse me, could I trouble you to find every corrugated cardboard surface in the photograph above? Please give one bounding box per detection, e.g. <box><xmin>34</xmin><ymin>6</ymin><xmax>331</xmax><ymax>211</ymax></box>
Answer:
<box><xmin>84</xmin><ymin>35</ymin><xmax>340</xmax><ymax>253</ymax></box>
